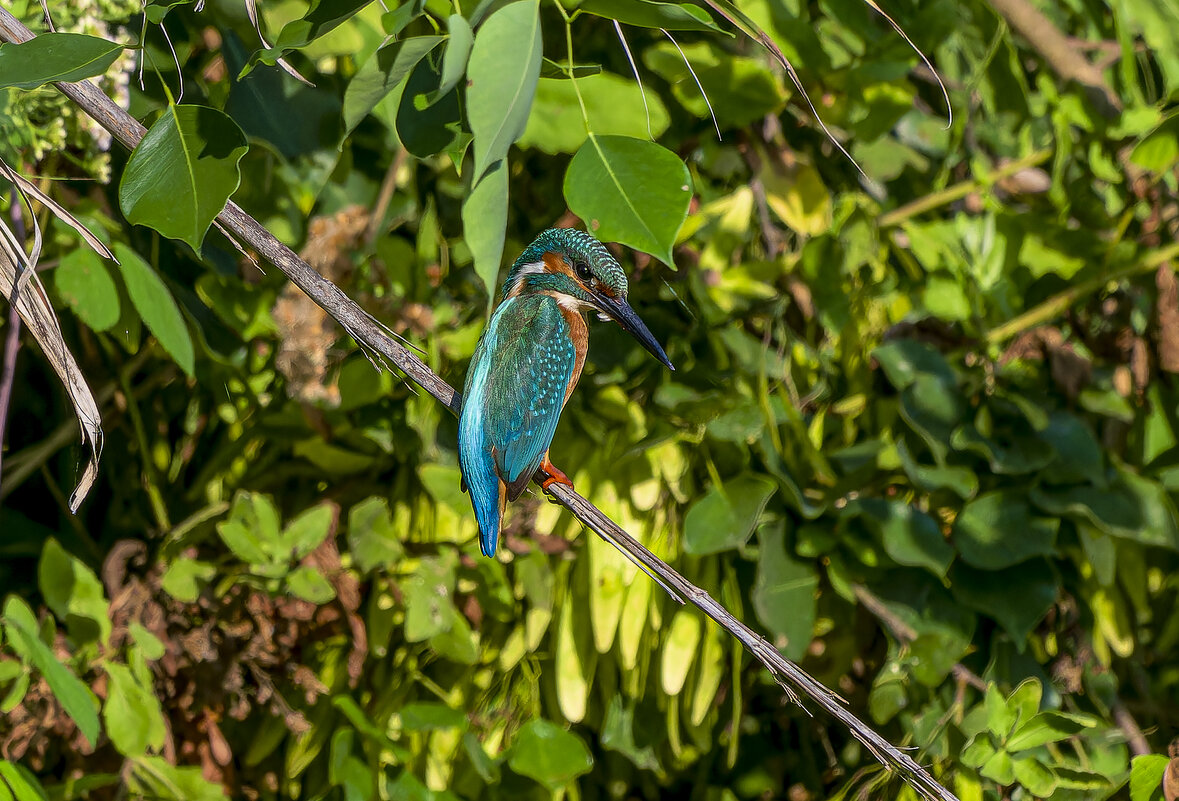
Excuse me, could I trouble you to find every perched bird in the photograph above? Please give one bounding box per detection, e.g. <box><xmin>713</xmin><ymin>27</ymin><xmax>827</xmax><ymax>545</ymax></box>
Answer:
<box><xmin>458</xmin><ymin>228</ymin><xmax>674</xmax><ymax>556</ymax></box>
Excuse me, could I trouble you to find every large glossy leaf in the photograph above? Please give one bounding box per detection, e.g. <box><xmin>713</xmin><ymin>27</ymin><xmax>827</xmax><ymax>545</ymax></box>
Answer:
<box><xmin>342</xmin><ymin>36</ymin><xmax>443</xmax><ymax>137</ymax></box>
<box><xmin>564</xmin><ymin>134</ymin><xmax>691</xmax><ymax>267</ymax></box>
<box><xmin>579</xmin><ymin>0</ymin><xmax>727</xmax><ymax>33</ymax></box>
<box><xmin>466</xmin><ymin>0</ymin><xmax>542</xmax><ymax>181</ymax></box>
<box><xmin>0</xmin><ymin>33</ymin><xmax>123</xmax><ymax>89</ymax></box>
<box><xmin>119</xmin><ymin>104</ymin><xmax>248</xmax><ymax>252</ymax></box>
<box><xmin>3</xmin><ymin>596</ymin><xmax>100</xmax><ymax>748</ymax></box>
<box><xmin>113</xmin><ymin>243</ymin><xmax>195</xmax><ymax>377</ymax></box>
<box><xmin>462</xmin><ymin>159</ymin><xmax>509</xmax><ymax>304</ymax></box>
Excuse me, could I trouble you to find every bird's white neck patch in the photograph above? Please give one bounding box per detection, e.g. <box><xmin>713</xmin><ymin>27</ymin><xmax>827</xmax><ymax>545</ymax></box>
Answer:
<box><xmin>506</xmin><ymin>260</ymin><xmax>547</xmax><ymax>297</ymax></box>
<box><xmin>554</xmin><ymin>293</ymin><xmax>595</xmax><ymax>313</ymax></box>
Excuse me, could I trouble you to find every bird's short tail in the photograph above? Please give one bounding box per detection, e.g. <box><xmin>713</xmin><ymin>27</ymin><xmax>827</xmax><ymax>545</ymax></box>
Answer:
<box><xmin>460</xmin><ymin>449</ymin><xmax>505</xmax><ymax>557</ymax></box>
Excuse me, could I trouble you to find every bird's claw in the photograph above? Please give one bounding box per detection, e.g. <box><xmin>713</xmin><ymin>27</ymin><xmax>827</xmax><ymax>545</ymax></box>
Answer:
<box><xmin>539</xmin><ymin>457</ymin><xmax>574</xmax><ymax>495</ymax></box>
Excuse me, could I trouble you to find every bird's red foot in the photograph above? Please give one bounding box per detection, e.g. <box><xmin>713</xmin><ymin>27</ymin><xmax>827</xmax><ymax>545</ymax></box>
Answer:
<box><xmin>539</xmin><ymin>455</ymin><xmax>574</xmax><ymax>492</ymax></box>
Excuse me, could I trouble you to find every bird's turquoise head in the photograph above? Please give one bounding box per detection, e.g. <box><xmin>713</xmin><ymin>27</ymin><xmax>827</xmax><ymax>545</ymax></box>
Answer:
<box><xmin>501</xmin><ymin>228</ymin><xmax>674</xmax><ymax>370</ymax></box>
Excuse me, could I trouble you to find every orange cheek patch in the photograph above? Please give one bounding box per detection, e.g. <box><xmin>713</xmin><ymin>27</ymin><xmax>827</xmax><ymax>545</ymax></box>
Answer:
<box><xmin>541</xmin><ymin>251</ymin><xmax>574</xmax><ymax>276</ymax></box>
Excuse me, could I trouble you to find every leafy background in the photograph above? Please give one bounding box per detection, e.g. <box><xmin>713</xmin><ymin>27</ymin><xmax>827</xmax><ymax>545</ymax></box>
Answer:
<box><xmin>1</xmin><ymin>0</ymin><xmax>1178</xmax><ymax>799</ymax></box>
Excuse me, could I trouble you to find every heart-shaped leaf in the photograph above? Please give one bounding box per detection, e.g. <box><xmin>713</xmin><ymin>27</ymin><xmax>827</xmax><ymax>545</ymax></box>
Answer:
<box><xmin>119</xmin><ymin>104</ymin><xmax>248</xmax><ymax>252</ymax></box>
<box><xmin>564</xmin><ymin>134</ymin><xmax>691</xmax><ymax>266</ymax></box>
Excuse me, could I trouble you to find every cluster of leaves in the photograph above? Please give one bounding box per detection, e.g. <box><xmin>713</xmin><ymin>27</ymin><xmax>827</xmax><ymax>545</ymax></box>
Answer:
<box><xmin>2</xmin><ymin>0</ymin><xmax>1179</xmax><ymax>799</ymax></box>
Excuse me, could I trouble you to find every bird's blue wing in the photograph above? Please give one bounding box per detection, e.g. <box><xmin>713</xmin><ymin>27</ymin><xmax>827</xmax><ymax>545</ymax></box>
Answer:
<box><xmin>480</xmin><ymin>296</ymin><xmax>575</xmax><ymax>499</ymax></box>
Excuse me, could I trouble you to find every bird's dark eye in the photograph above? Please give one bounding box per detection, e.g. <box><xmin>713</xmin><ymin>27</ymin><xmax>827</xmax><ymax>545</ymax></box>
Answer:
<box><xmin>574</xmin><ymin>260</ymin><xmax>592</xmax><ymax>281</ymax></box>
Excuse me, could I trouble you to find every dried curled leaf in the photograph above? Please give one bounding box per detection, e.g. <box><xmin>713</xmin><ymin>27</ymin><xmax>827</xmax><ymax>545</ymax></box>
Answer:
<box><xmin>0</xmin><ymin>158</ymin><xmax>107</xmax><ymax>510</ymax></box>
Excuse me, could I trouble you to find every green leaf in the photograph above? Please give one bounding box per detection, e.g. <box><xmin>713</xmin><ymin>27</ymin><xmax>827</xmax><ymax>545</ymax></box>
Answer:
<box><xmin>38</xmin><ymin>538</ymin><xmax>111</xmax><ymax>646</ymax></box>
<box><xmin>643</xmin><ymin>41</ymin><xmax>786</xmax><ymax>128</ymax></box>
<box><xmin>564</xmin><ymin>135</ymin><xmax>691</xmax><ymax>266</ymax></box>
<box><xmin>518</xmin><ymin>73</ymin><xmax>671</xmax><ymax>155</ymax></box>
<box><xmin>426</xmin><ymin>16</ymin><xmax>474</xmax><ymax>106</ymax></box>
<box><xmin>579</xmin><ymin>0</ymin><xmax>727</xmax><ymax>33</ymax></box>
<box><xmin>1129</xmin><ymin>754</ymin><xmax>1168</xmax><ymax>801</ymax></box>
<box><xmin>342</xmin><ymin>36</ymin><xmax>443</xmax><ymax>137</ymax></box>
<box><xmin>873</xmin><ymin>340</ymin><xmax>956</xmax><ymax>390</ymax></box>
<box><xmin>508</xmin><ymin>719</ymin><xmax>593</xmax><ymax>790</ymax></box>
<box><xmin>222</xmin><ymin>31</ymin><xmax>341</xmax><ymax>160</ymax></box>
<box><xmin>53</xmin><ymin>248</ymin><xmax>120</xmax><ymax>332</ymax></box>
<box><xmin>280</xmin><ymin>503</ymin><xmax>335</xmax><ymax>559</ymax></box>
<box><xmin>103</xmin><ymin>662</ymin><xmax>165</xmax><ymax>756</ymax></box>
<box><xmin>467</xmin><ymin>0</ymin><xmax>543</xmax><ymax>180</ymax></box>
<box><xmin>396</xmin><ymin>52</ymin><xmax>463</xmax><ymax>158</ymax></box>
<box><xmin>980</xmin><ymin>749</ymin><xmax>1015</xmax><ymax>785</ymax></box>
<box><xmin>128</xmin><ymin>756</ymin><xmax>225</xmax><ymax>801</ymax></box>
<box><xmin>850</xmin><ymin>498</ymin><xmax>955</xmax><ymax>576</ymax></box>
<box><xmin>2</xmin><ymin>596</ymin><xmax>99</xmax><ymax>748</ymax></box>
<box><xmin>683</xmin><ymin>474</ymin><xmax>776</xmax><ymax>554</ymax></box>
<box><xmin>1007</xmin><ymin>710</ymin><xmax>1097</xmax><ymax>751</ymax></box>
<box><xmin>286</xmin><ymin>566</ymin><xmax>337</xmax><ymax>603</ymax></box>
<box><xmin>0</xmin><ymin>761</ymin><xmax>50</xmax><ymax>801</ymax></box>
<box><xmin>1038</xmin><ymin>412</ymin><xmax>1105</xmax><ymax>487</ymax></box>
<box><xmin>402</xmin><ymin>555</ymin><xmax>456</xmax><ymax>642</ymax></box>
<box><xmin>752</xmin><ymin>524</ymin><xmax>817</xmax><ymax>661</ymax></box>
<box><xmin>953</xmin><ymin>490</ymin><xmax>1059</xmax><ymax>569</ymax></box>
<box><xmin>1012</xmin><ymin>756</ymin><xmax>1057</xmax><ymax>797</ymax></box>
<box><xmin>1032</xmin><ymin>469</ymin><xmax>1179</xmax><ymax>550</ymax></box>
<box><xmin>896</xmin><ymin>440</ymin><xmax>978</xmax><ymax>498</ymax></box>
<box><xmin>113</xmin><ymin>243</ymin><xmax>194</xmax><ymax>377</ymax></box>
<box><xmin>462</xmin><ymin>159</ymin><xmax>509</xmax><ymax>303</ymax></box>
<box><xmin>245</xmin><ymin>0</ymin><xmax>373</xmax><ymax>74</ymax></box>
<box><xmin>1130</xmin><ymin>122</ymin><xmax>1179</xmax><ymax>173</ymax></box>
<box><xmin>399</xmin><ymin>702</ymin><xmax>467</xmax><ymax>731</ymax></box>
<box><xmin>217</xmin><ymin>491</ymin><xmax>282</xmax><ymax>568</ymax></box>
<box><xmin>160</xmin><ymin>558</ymin><xmax>216</xmax><ymax>602</ymax></box>
<box><xmin>347</xmin><ymin>497</ymin><xmax>405</xmax><ymax>573</ymax></box>
<box><xmin>0</xmin><ymin>33</ymin><xmax>123</xmax><ymax>89</ymax></box>
<box><xmin>601</xmin><ymin>697</ymin><xmax>661</xmax><ymax>771</ymax></box>
<box><xmin>951</xmin><ymin>559</ymin><xmax>1058</xmax><ymax>645</ymax></box>
<box><xmin>661</xmin><ymin>609</ymin><xmax>701</xmax><ymax>695</ymax></box>
<box><xmin>119</xmin><ymin>104</ymin><xmax>248</xmax><ymax>252</ymax></box>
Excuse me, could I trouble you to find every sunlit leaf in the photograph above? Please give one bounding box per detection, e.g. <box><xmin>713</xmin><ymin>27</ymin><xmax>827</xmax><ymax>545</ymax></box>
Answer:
<box><xmin>0</xmin><ymin>33</ymin><xmax>122</xmax><ymax>89</ymax></box>
<box><xmin>119</xmin><ymin>104</ymin><xmax>248</xmax><ymax>252</ymax></box>
<box><xmin>467</xmin><ymin>0</ymin><xmax>542</xmax><ymax>181</ymax></box>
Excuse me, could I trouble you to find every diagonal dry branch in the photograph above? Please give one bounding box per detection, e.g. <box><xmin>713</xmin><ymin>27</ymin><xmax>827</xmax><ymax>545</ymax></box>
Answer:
<box><xmin>0</xmin><ymin>10</ymin><xmax>959</xmax><ymax>800</ymax></box>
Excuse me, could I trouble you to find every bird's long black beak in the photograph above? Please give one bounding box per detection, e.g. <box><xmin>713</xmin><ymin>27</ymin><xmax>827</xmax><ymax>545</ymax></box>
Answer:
<box><xmin>595</xmin><ymin>294</ymin><xmax>675</xmax><ymax>371</ymax></box>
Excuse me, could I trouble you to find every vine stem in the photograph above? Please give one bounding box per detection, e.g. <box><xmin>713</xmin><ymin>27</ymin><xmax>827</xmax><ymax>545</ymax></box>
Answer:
<box><xmin>0</xmin><ymin>10</ymin><xmax>959</xmax><ymax>801</ymax></box>
<box><xmin>985</xmin><ymin>241</ymin><xmax>1179</xmax><ymax>345</ymax></box>
<box><xmin>877</xmin><ymin>149</ymin><xmax>1052</xmax><ymax>228</ymax></box>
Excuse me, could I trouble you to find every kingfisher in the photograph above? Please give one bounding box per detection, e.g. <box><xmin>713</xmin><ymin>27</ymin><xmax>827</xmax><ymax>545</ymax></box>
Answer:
<box><xmin>458</xmin><ymin>228</ymin><xmax>675</xmax><ymax>557</ymax></box>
